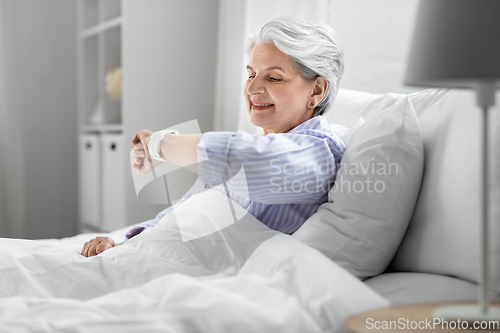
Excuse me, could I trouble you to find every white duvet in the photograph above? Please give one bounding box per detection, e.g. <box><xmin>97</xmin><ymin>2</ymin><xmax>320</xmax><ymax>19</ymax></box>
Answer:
<box><xmin>0</xmin><ymin>190</ymin><xmax>389</xmax><ymax>332</ymax></box>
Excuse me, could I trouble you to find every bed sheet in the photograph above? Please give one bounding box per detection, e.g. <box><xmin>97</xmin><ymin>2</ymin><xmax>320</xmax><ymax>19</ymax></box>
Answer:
<box><xmin>0</xmin><ymin>189</ymin><xmax>389</xmax><ymax>333</ymax></box>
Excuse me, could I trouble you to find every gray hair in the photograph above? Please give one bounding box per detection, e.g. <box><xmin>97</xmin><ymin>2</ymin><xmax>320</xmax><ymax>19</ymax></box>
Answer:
<box><xmin>247</xmin><ymin>17</ymin><xmax>344</xmax><ymax>117</ymax></box>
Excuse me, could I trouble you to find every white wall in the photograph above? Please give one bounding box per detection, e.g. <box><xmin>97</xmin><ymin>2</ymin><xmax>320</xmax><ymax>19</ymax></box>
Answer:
<box><xmin>330</xmin><ymin>0</ymin><xmax>420</xmax><ymax>94</ymax></box>
<box><xmin>0</xmin><ymin>0</ymin><xmax>9</xmax><ymax>237</ymax></box>
<box><xmin>0</xmin><ymin>0</ymin><xmax>27</xmax><ymax>239</ymax></box>
<box><xmin>0</xmin><ymin>0</ymin><xmax>78</xmax><ymax>239</ymax></box>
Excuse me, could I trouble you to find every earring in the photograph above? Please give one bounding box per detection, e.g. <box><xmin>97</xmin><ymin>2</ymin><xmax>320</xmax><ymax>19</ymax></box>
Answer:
<box><xmin>310</xmin><ymin>102</ymin><xmax>314</xmax><ymax>107</ymax></box>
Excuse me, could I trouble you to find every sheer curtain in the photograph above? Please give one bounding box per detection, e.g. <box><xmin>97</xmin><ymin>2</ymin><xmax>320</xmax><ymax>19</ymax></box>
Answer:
<box><xmin>213</xmin><ymin>0</ymin><xmax>419</xmax><ymax>132</ymax></box>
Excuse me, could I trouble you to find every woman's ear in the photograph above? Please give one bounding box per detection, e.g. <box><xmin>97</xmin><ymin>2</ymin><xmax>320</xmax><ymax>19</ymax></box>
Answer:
<box><xmin>310</xmin><ymin>77</ymin><xmax>329</xmax><ymax>107</ymax></box>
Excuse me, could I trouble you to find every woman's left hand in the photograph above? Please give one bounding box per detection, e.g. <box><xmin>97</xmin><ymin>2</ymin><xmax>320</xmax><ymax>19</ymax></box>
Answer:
<box><xmin>131</xmin><ymin>129</ymin><xmax>162</xmax><ymax>175</ymax></box>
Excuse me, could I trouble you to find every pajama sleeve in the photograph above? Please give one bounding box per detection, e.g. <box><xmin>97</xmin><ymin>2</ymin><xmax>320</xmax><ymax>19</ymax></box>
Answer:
<box><xmin>197</xmin><ymin>129</ymin><xmax>344</xmax><ymax>205</ymax></box>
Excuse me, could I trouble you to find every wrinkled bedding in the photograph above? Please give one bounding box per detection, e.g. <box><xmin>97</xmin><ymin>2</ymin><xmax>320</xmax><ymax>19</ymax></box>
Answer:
<box><xmin>0</xmin><ymin>190</ymin><xmax>389</xmax><ymax>333</ymax></box>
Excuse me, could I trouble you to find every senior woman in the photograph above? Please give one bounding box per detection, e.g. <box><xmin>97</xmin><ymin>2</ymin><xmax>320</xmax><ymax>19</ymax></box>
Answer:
<box><xmin>81</xmin><ymin>17</ymin><xmax>345</xmax><ymax>257</ymax></box>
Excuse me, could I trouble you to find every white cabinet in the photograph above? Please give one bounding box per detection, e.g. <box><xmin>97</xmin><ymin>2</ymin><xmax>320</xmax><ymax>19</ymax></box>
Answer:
<box><xmin>78</xmin><ymin>133</ymin><xmax>125</xmax><ymax>232</ymax></box>
<box><xmin>78</xmin><ymin>134</ymin><xmax>101</xmax><ymax>229</ymax></box>
<box><xmin>101</xmin><ymin>134</ymin><xmax>125</xmax><ymax>232</ymax></box>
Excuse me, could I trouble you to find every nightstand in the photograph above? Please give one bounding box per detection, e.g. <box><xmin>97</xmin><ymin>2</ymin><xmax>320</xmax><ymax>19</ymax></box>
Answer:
<box><xmin>345</xmin><ymin>301</ymin><xmax>500</xmax><ymax>332</ymax></box>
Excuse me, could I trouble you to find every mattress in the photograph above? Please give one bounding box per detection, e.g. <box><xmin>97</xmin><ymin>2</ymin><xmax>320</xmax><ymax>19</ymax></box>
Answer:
<box><xmin>364</xmin><ymin>272</ymin><xmax>500</xmax><ymax>305</ymax></box>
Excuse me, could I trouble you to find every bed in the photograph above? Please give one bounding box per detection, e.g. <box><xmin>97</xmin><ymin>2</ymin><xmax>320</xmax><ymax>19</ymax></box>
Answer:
<box><xmin>2</xmin><ymin>87</ymin><xmax>498</xmax><ymax>332</ymax></box>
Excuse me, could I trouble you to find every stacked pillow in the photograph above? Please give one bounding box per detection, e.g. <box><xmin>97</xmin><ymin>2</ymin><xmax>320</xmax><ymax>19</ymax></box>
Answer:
<box><xmin>293</xmin><ymin>90</ymin><xmax>424</xmax><ymax>280</ymax></box>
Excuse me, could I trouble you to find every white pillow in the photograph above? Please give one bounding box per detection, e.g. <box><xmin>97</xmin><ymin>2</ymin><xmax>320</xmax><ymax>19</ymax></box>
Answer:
<box><xmin>329</xmin><ymin>117</ymin><xmax>365</xmax><ymax>146</ymax></box>
<box><xmin>293</xmin><ymin>96</ymin><xmax>424</xmax><ymax>280</ymax></box>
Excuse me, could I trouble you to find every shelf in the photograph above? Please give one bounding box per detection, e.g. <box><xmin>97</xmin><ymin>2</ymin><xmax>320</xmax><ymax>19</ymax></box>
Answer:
<box><xmin>81</xmin><ymin>17</ymin><xmax>122</xmax><ymax>39</ymax></box>
<box><xmin>82</xmin><ymin>123</ymin><xmax>123</xmax><ymax>133</ymax></box>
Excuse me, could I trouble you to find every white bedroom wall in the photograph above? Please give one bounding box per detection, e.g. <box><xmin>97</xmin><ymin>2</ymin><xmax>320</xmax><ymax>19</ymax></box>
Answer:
<box><xmin>0</xmin><ymin>0</ymin><xmax>78</xmax><ymax>239</ymax></box>
<box><xmin>329</xmin><ymin>0</ymin><xmax>420</xmax><ymax>94</ymax></box>
<box><xmin>0</xmin><ymin>0</ymin><xmax>27</xmax><ymax>238</ymax></box>
<box><xmin>0</xmin><ymin>0</ymin><xmax>9</xmax><ymax>237</ymax></box>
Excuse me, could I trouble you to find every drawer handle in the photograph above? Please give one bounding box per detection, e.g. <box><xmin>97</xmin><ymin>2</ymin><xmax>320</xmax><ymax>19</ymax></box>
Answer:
<box><xmin>110</xmin><ymin>143</ymin><xmax>117</xmax><ymax>151</ymax></box>
<box><xmin>86</xmin><ymin>142</ymin><xmax>92</xmax><ymax>150</ymax></box>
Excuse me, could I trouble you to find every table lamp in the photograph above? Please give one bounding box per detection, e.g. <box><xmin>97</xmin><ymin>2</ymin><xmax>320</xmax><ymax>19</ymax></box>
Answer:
<box><xmin>404</xmin><ymin>0</ymin><xmax>500</xmax><ymax>321</ymax></box>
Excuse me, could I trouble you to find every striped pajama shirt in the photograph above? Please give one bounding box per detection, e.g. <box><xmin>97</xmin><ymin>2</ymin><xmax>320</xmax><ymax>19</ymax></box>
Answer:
<box><xmin>126</xmin><ymin>115</ymin><xmax>345</xmax><ymax>239</ymax></box>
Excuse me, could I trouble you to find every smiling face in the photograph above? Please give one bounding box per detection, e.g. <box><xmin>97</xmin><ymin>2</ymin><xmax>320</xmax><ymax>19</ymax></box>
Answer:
<box><xmin>244</xmin><ymin>43</ymin><xmax>319</xmax><ymax>134</ymax></box>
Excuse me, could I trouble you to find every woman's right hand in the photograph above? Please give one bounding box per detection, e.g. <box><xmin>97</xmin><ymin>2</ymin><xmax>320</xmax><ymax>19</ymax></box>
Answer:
<box><xmin>81</xmin><ymin>236</ymin><xmax>116</xmax><ymax>257</ymax></box>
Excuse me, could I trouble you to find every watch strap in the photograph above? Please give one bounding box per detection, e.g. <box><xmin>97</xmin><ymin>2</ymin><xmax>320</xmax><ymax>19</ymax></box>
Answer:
<box><xmin>148</xmin><ymin>129</ymin><xmax>179</xmax><ymax>161</ymax></box>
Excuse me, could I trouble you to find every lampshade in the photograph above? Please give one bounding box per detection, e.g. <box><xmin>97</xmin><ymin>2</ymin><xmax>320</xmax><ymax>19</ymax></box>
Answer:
<box><xmin>404</xmin><ymin>0</ymin><xmax>500</xmax><ymax>89</ymax></box>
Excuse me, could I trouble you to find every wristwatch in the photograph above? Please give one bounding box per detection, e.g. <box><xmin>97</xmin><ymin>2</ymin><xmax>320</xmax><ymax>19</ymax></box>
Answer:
<box><xmin>148</xmin><ymin>129</ymin><xmax>179</xmax><ymax>161</ymax></box>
